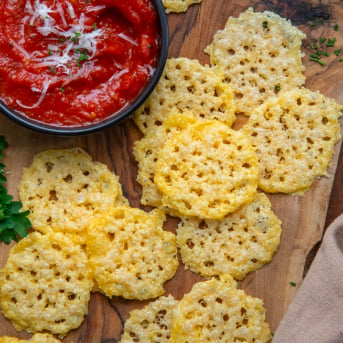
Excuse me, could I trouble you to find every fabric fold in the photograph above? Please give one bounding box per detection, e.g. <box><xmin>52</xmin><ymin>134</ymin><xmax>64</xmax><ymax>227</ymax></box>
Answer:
<box><xmin>273</xmin><ymin>214</ymin><xmax>343</xmax><ymax>343</ymax></box>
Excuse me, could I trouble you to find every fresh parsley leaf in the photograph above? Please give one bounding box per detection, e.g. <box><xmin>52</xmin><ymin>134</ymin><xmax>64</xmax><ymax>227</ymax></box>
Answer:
<box><xmin>0</xmin><ymin>136</ymin><xmax>31</xmax><ymax>244</ymax></box>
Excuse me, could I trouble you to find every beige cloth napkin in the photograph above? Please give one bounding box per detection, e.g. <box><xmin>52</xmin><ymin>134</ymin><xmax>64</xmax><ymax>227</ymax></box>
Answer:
<box><xmin>273</xmin><ymin>214</ymin><xmax>343</xmax><ymax>343</ymax></box>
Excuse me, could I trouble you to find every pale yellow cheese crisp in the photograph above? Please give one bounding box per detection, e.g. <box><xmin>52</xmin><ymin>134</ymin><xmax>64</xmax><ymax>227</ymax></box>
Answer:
<box><xmin>169</xmin><ymin>276</ymin><xmax>272</xmax><ymax>343</ymax></box>
<box><xmin>177</xmin><ymin>192</ymin><xmax>282</xmax><ymax>280</ymax></box>
<box><xmin>18</xmin><ymin>148</ymin><xmax>122</xmax><ymax>238</ymax></box>
<box><xmin>134</xmin><ymin>57</ymin><xmax>235</xmax><ymax>134</ymax></box>
<box><xmin>154</xmin><ymin>120</ymin><xmax>258</xmax><ymax>219</ymax></box>
<box><xmin>205</xmin><ymin>7</ymin><xmax>306</xmax><ymax>115</ymax></box>
<box><xmin>87</xmin><ymin>207</ymin><xmax>178</xmax><ymax>300</ymax></box>
<box><xmin>133</xmin><ymin>113</ymin><xmax>198</xmax><ymax>210</ymax></box>
<box><xmin>119</xmin><ymin>295</ymin><xmax>178</xmax><ymax>343</ymax></box>
<box><xmin>0</xmin><ymin>232</ymin><xmax>93</xmax><ymax>338</ymax></box>
<box><xmin>243</xmin><ymin>88</ymin><xmax>343</xmax><ymax>194</ymax></box>
<box><xmin>0</xmin><ymin>334</ymin><xmax>61</xmax><ymax>343</ymax></box>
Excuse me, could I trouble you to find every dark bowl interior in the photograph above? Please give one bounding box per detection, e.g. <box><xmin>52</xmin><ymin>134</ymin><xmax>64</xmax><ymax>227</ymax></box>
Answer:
<box><xmin>0</xmin><ymin>0</ymin><xmax>169</xmax><ymax>136</ymax></box>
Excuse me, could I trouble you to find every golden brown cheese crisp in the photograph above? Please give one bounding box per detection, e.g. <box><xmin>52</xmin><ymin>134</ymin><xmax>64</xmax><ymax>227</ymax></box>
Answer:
<box><xmin>119</xmin><ymin>295</ymin><xmax>178</xmax><ymax>343</ymax></box>
<box><xmin>134</xmin><ymin>57</ymin><xmax>235</xmax><ymax>134</ymax></box>
<box><xmin>154</xmin><ymin>120</ymin><xmax>258</xmax><ymax>219</ymax></box>
<box><xmin>87</xmin><ymin>207</ymin><xmax>178</xmax><ymax>300</ymax></box>
<box><xmin>18</xmin><ymin>148</ymin><xmax>122</xmax><ymax>238</ymax></box>
<box><xmin>205</xmin><ymin>7</ymin><xmax>306</xmax><ymax>115</ymax></box>
<box><xmin>177</xmin><ymin>192</ymin><xmax>282</xmax><ymax>280</ymax></box>
<box><xmin>162</xmin><ymin>0</ymin><xmax>201</xmax><ymax>13</ymax></box>
<box><xmin>0</xmin><ymin>232</ymin><xmax>93</xmax><ymax>338</ymax></box>
<box><xmin>169</xmin><ymin>276</ymin><xmax>272</xmax><ymax>343</ymax></box>
<box><xmin>243</xmin><ymin>88</ymin><xmax>343</xmax><ymax>194</ymax></box>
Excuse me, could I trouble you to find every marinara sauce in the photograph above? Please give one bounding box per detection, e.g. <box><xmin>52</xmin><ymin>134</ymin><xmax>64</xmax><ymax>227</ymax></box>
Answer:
<box><xmin>0</xmin><ymin>0</ymin><xmax>159</xmax><ymax>126</ymax></box>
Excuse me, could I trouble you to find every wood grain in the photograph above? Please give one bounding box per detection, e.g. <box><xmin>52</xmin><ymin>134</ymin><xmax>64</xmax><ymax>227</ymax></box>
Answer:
<box><xmin>1</xmin><ymin>0</ymin><xmax>343</xmax><ymax>341</ymax></box>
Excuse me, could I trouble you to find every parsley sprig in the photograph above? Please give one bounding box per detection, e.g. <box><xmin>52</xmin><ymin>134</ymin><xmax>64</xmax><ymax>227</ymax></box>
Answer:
<box><xmin>0</xmin><ymin>136</ymin><xmax>31</xmax><ymax>244</ymax></box>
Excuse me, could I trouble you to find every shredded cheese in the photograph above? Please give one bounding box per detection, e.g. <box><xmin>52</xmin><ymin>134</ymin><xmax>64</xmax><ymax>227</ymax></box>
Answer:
<box><xmin>16</xmin><ymin>0</ymin><xmax>106</xmax><ymax>109</ymax></box>
<box><xmin>118</xmin><ymin>33</ymin><xmax>139</xmax><ymax>46</ymax></box>
<box><xmin>16</xmin><ymin>79</ymin><xmax>51</xmax><ymax>109</ymax></box>
<box><xmin>25</xmin><ymin>0</ymin><xmax>104</xmax><ymax>74</ymax></box>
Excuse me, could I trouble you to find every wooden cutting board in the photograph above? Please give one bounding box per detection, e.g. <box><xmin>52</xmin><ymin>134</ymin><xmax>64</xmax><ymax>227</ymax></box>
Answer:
<box><xmin>1</xmin><ymin>0</ymin><xmax>343</xmax><ymax>341</ymax></box>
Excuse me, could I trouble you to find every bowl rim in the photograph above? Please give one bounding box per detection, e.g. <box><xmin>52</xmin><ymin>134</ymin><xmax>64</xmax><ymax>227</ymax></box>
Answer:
<box><xmin>0</xmin><ymin>0</ymin><xmax>169</xmax><ymax>136</ymax></box>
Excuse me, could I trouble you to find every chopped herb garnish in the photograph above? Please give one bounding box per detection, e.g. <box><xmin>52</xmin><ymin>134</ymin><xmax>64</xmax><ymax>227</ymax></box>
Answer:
<box><xmin>289</xmin><ymin>281</ymin><xmax>297</xmax><ymax>287</ymax></box>
<box><xmin>310</xmin><ymin>53</ymin><xmax>321</xmax><ymax>59</ymax></box>
<box><xmin>334</xmin><ymin>49</ymin><xmax>341</xmax><ymax>56</ymax></box>
<box><xmin>71</xmin><ymin>32</ymin><xmax>82</xmax><ymax>43</ymax></box>
<box><xmin>340</xmin><ymin>59</ymin><xmax>343</xmax><ymax>62</ymax></box>
<box><xmin>77</xmin><ymin>50</ymin><xmax>89</xmax><ymax>64</ymax></box>
<box><xmin>60</xmin><ymin>86</ymin><xmax>65</xmax><ymax>93</ymax></box>
<box><xmin>0</xmin><ymin>136</ymin><xmax>31</xmax><ymax>244</ymax></box>
<box><xmin>327</xmin><ymin>38</ymin><xmax>336</xmax><ymax>47</ymax></box>
<box><xmin>309</xmin><ymin>57</ymin><xmax>326</xmax><ymax>66</ymax></box>
<box><xmin>334</xmin><ymin>24</ymin><xmax>339</xmax><ymax>31</ymax></box>
<box><xmin>313</xmin><ymin>42</ymin><xmax>318</xmax><ymax>50</ymax></box>
<box><xmin>48</xmin><ymin>66</ymin><xmax>57</xmax><ymax>74</ymax></box>
<box><xmin>275</xmin><ymin>85</ymin><xmax>280</xmax><ymax>91</ymax></box>
<box><xmin>320</xmin><ymin>37</ymin><xmax>326</xmax><ymax>43</ymax></box>
<box><xmin>48</xmin><ymin>48</ymin><xmax>53</xmax><ymax>56</ymax></box>
<box><xmin>93</xmin><ymin>23</ymin><xmax>97</xmax><ymax>30</ymax></box>
<box><xmin>323</xmin><ymin>51</ymin><xmax>330</xmax><ymax>57</ymax></box>
<box><xmin>263</xmin><ymin>21</ymin><xmax>268</xmax><ymax>28</ymax></box>
<box><xmin>310</xmin><ymin>21</ymin><xmax>317</xmax><ymax>27</ymax></box>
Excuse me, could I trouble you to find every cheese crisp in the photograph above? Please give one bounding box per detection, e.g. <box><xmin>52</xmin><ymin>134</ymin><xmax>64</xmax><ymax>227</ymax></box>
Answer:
<box><xmin>169</xmin><ymin>276</ymin><xmax>272</xmax><ymax>343</ymax></box>
<box><xmin>18</xmin><ymin>148</ymin><xmax>122</xmax><ymax>236</ymax></box>
<box><xmin>177</xmin><ymin>193</ymin><xmax>282</xmax><ymax>280</ymax></box>
<box><xmin>205</xmin><ymin>7</ymin><xmax>306</xmax><ymax>115</ymax></box>
<box><xmin>119</xmin><ymin>295</ymin><xmax>178</xmax><ymax>343</ymax></box>
<box><xmin>154</xmin><ymin>120</ymin><xmax>258</xmax><ymax>219</ymax></box>
<box><xmin>162</xmin><ymin>0</ymin><xmax>201</xmax><ymax>13</ymax></box>
<box><xmin>134</xmin><ymin>57</ymin><xmax>235</xmax><ymax>134</ymax></box>
<box><xmin>0</xmin><ymin>334</ymin><xmax>61</xmax><ymax>343</ymax></box>
<box><xmin>134</xmin><ymin>114</ymin><xmax>197</xmax><ymax>209</ymax></box>
<box><xmin>87</xmin><ymin>207</ymin><xmax>178</xmax><ymax>300</ymax></box>
<box><xmin>0</xmin><ymin>232</ymin><xmax>93</xmax><ymax>338</ymax></box>
<box><xmin>243</xmin><ymin>88</ymin><xmax>343</xmax><ymax>194</ymax></box>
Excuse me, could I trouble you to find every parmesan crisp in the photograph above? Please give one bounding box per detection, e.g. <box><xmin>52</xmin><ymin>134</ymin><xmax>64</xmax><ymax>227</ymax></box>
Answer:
<box><xmin>177</xmin><ymin>192</ymin><xmax>282</xmax><ymax>280</ymax></box>
<box><xmin>206</xmin><ymin>7</ymin><xmax>306</xmax><ymax>115</ymax></box>
<box><xmin>243</xmin><ymin>88</ymin><xmax>343</xmax><ymax>194</ymax></box>
<box><xmin>134</xmin><ymin>113</ymin><xmax>198</xmax><ymax>210</ymax></box>
<box><xmin>162</xmin><ymin>0</ymin><xmax>201</xmax><ymax>13</ymax></box>
<box><xmin>119</xmin><ymin>295</ymin><xmax>178</xmax><ymax>343</ymax></box>
<box><xmin>0</xmin><ymin>232</ymin><xmax>93</xmax><ymax>338</ymax></box>
<box><xmin>0</xmin><ymin>334</ymin><xmax>61</xmax><ymax>343</ymax></box>
<box><xmin>87</xmin><ymin>207</ymin><xmax>178</xmax><ymax>300</ymax></box>
<box><xmin>134</xmin><ymin>57</ymin><xmax>235</xmax><ymax>134</ymax></box>
<box><xmin>18</xmin><ymin>148</ymin><xmax>122</xmax><ymax>239</ymax></box>
<box><xmin>154</xmin><ymin>120</ymin><xmax>258</xmax><ymax>219</ymax></box>
<box><xmin>169</xmin><ymin>276</ymin><xmax>272</xmax><ymax>343</ymax></box>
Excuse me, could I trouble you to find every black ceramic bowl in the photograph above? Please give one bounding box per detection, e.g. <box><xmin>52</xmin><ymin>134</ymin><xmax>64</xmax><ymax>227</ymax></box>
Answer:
<box><xmin>0</xmin><ymin>0</ymin><xmax>168</xmax><ymax>135</ymax></box>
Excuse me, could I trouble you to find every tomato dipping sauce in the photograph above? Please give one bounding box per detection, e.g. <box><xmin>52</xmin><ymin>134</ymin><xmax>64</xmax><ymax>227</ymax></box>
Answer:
<box><xmin>0</xmin><ymin>0</ymin><xmax>160</xmax><ymax>126</ymax></box>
